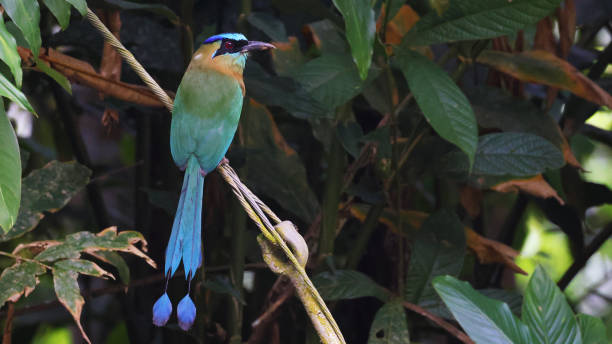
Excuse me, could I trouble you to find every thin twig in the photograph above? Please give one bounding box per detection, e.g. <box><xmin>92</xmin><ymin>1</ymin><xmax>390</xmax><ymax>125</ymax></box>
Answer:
<box><xmin>401</xmin><ymin>301</ymin><xmax>474</xmax><ymax>344</ymax></box>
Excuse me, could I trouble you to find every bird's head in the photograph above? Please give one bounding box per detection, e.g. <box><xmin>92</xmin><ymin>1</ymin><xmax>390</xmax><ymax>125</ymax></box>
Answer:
<box><xmin>191</xmin><ymin>33</ymin><xmax>275</xmax><ymax>75</ymax></box>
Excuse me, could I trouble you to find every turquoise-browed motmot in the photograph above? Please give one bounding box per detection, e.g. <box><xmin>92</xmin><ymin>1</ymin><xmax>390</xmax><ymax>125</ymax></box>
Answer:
<box><xmin>152</xmin><ymin>33</ymin><xmax>274</xmax><ymax>330</ymax></box>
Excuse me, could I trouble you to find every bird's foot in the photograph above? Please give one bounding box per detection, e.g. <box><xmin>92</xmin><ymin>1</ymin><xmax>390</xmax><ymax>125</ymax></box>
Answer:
<box><xmin>219</xmin><ymin>157</ymin><xmax>229</xmax><ymax>166</ymax></box>
<box><xmin>199</xmin><ymin>168</ymin><xmax>207</xmax><ymax>177</ymax></box>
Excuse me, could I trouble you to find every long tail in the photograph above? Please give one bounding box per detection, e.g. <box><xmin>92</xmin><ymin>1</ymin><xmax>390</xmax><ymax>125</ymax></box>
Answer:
<box><xmin>166</xmin><ymin>155</ymin><xmax>204</xmax><ymax>279</ymax></box>
<box><xmin>153</xmin><ymin>155</ymin><xmax>203</xmax><ymax>330</ymax></box>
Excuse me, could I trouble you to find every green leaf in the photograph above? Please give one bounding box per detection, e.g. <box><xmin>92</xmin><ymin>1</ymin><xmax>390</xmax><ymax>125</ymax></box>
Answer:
<box><xmin>576</xmin><ymin>314</ymin><xmax>607</xmax><ymax>344</ymax></box>
<box><xmin>0</xmin><ymin>161</ymin><xmax>91</xmax><ymax>241</ymax></box>
<box><xmin>52</xmin><ymin>266</ymin><xmax>91</xmax><ymax>344</ymax></box>
<box><xmin>247</xmin><ymin>13</ymin><xmax>288</xmax><ymax>42</ymax></box>
<box><xmin>0</xmin><ymin>103</ymin><xmax>20</xmax><ymax>233</ymax></box>
<box><xmin>63</xmin><ymin>0</ymin><xmax>87</xmax><ymax>16</ymax></box>
<box><xmin>303</xmin><ymin>19</ymin><xmax>348</xmax><ymax>55</ymax></box>
<box><xmin>203</xmin><ymin>276</ymin><xmax>246</xmax><ymax>305</ymax></box>
<box><xmin>35</xmin><ymin>227</ymin><xmax>155</xmax><ymax>268</ymax></box>
<box><xmin>42</xmin><ymin>0</ymin><xmax>71</xmax><ymax>29</ymax></box>
<box><xmin>396</xmin><ymin>49</ymin><xmax>477</xmax><ymax>166</ymax></box>
<box><xmin>522</xmin><ymin>266</ymin><xmax>582</xmax><ymax>344</ymax></box>
<box><xmin>88</xmin><ymin>251</ymin><xmax>130</xmax><ymax>284</ymax></box>
<box><xmin>103</xmin><ymin>0</ymin><xmax>179</xmax><ymax>25</ymax></box>
<box><xmin>473</xmin><ymin>133</ymin><xmax>565</xmax><ymax>177</ymax></box>
<box><xmin>404</xmin><ymin>209</ymin><xmax>466</xmax><ymax>315</ymax></box>
<box><xmin>332</xmin><ymin>0</ymin><xmax>375</xmax><ymax>80</ymax></box>
<box><xmin>0</xmin><ymin>17</ymin><xmax>22</xmax><ymax>87</ymax></box>
<box><xmin>368</xmin><ymin>300</ymin><xmax>410</xmax><ymax>344</ymax></box>
<box><xmin>0</xmin><ymin>72</ymin><xmax>36</xmax><ymax>115</ymax></box>
<box><xmin>54</xmin><ymin>259</ymin><xmax>113</xmax><ymax>279</ymax></box>
<box><xmin>0</xmin><ymin>261</ymin><xmax>46</xmax><ymax>308</ymax></box>
<box><xmin>36</xmin><ymin>60</ymin><xmax>72</xmax><ymax>94</ymax></box>
<box><xmin>403</xmin><ymin>0</ymin><xmax>563</xmax><ymax>46</ymax></box>
<box><xmin>313</xmin><ymin>269</ymin><xmax>390</xmax><ymax>302</ymax></box>
<box><xmin>242</xmin><ymin>101</ymin><xmax>320</xmax><ymax>223</ymax></box>
<box><xmin>0</xmin><ymin>0</ymin><xmax>41</xmax><ymax>58</ymax></box>
<box><xmin>433</xmin><ymin>275</ymin><xmax>534</xmax><ymax>344</ymax></box>
<box><xmin>293</xmin><ymin>53</ymin><xmax>378</xmax><ymax>110</ymax></box>
<box><xmin>480</xmin><ymin>289</ymin><xmax>523</xmax><ymax>316</ymax></box>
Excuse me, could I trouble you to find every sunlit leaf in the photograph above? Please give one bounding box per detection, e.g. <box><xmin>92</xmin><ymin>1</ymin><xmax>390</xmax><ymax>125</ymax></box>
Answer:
<box><xmin>0</xmin><ymin>0</ymin><xmax>41</xmax><ymax>58</ymax></box>
<box><xmin>0</xmin><ymin>102</ymin><xmax>20</xmax><ymax>233</ymax></box>
<box><xmin>43</xmin><ymin>0</ymin><xmax>71</xmax><ymax>29</ymax></box>
<box><xmin>0</xmin><ymin>261</ymin><xmax>45</xmax><ymax>308</ymax></box>
<box><xmin>368</xmin><ymin>300</ymin><xmax>410</xmax><ymax>344</ymax></box>
<box><xmin>0</xmin><ymin>161</ymin><xmax>90</xmax><ymax>241</ymax></box>
<box><xmin>52</xmin><ymin>266</ymin><xmax>91</xmax><ymax>344</ymax></box>
<box><xmin>404</xmin><ymin>0</ymin><xmax>562</xmax><ymax>46</ymax></box>
<box><xmin>434</xmin><ymin>275</ymin><xmax>534</xmax><ymax>343</ymax></box>
<box><xmin>576</xmin><ymin>314</ymin><xmax>607</xmax><ymax>344</ymax></box>
<box><xmin>247</xmin><ymin>12</ymin><xmax>288</xmax><ymax>42</ymax></box>
<box><xmin>313</xmin><ymin>269</ymin><xmax>390</xmax><ymax>302</ymax></box>
<box><xmin>0</xmin><ymin>17</ymin><xmax>22</xmax><ymax>87</ymax></box>
<box><xmin>476</xmin><ymin>50</ymin><xmax>612</xmax><ymax>109</ymax></box>
<box><xmin>396</xmin><ymin>49</ymin><xmax>477</xmax><ymax>166</ymax></box>
<box><xmin>332</xmin><ymin>0</ymin><xmax>375</xmax><ymax>79</ymax></box>
<box><xmin>522</xmin><ymin>266</ymin><xmax>582</xmax><ymax>344</ymax></box>
<box><xmin>0</xmin><ymin>71</ymin><xmax>35</xmax><ymax>114</ymax></box>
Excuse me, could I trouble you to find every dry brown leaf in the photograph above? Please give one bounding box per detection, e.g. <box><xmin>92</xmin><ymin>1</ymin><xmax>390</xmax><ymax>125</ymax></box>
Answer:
<box><xmin>460</xmin><ymin>186</ymin><xmax>482</xmax><ymax>218</ymax></box>
<box><xmin>477</xmin><ymin>50</ymin><xmax>612</xmax><ymax>108</ymax></box>
<box><xmin>376</xmin><ymin>5</ymin><xmax>420</xmax><ymax>46</ymax></box>
<box><xmin>557</xmin><ymin>0</ymin><xmax>576</xmax><ymax>59</ymax></box>
<box><xmin>18</xmin><ymin>46</ymin><xmax>171</xmax><ymax>107</ymax></box>
<box><xmin>492</xmin><ymin>175</ymin><xmax>564</xmax><ymax>205</ymax></box>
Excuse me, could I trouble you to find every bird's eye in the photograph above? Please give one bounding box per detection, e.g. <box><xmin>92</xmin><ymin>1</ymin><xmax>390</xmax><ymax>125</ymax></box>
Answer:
<box><xmin>224</xmin><ymin>41</ymin><xmax>234</xmax><ymax>50</ymax></box>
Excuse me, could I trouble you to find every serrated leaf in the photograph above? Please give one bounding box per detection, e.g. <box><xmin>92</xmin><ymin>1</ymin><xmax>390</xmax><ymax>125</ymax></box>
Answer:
<box><xmin>64</xmin><ymin>0</ymin><xmax>87</xmax><ymax>16</ymax></box>
<box><xmin>0</xmin><ymin>261</ymin><xmax>45</xmax><ymax>307</ymax></box>
<box><xmin>0</xmin><ymin>103</ymin><xmax>20</xmax><ymax>233</ymax></box>
<box><xmin>396</xmin><ymin>49</ymin><xmax>477</xmax><ymax>166</ymax></box>
<box><xmin>522</xmin><ymin>266</ymin><xmax>582</xmax><ymax>344</ymax></box>
<box><xmin>476</xmin><ymin>50</ymin><xmax>612</xmax><ymax>109</ymax></box>
<box><xmin>433</xmin><ymin>275</ymin><xmax>534</xmax><ymax>344</ymax></box>
<box><xmin>0</xmin><ymin>0</ymin><xmax>41</xmax><ymax>58</ymax></box>
<box><xmin>368</xmin><ymin>300</ymin><xmax>410</xmax><ymax>344</ymax></box>
<box><xmin>43</xmin><ymin>0</ymin><xmax>71</xmax><ymax>29</ymax></box>
<box><xmin>242</xmin><ymin>100</ymin><xmax>320</xmax><ymax>223</ymax></box>
<box><xmin>54</xmin><ymin>259</ymin><xmax>113</xmax><ymax>279</ymax></box>
<box><xmin>292</xmin><ymin>53</ymin><xmax>378</xmax><ymax>110</ymax></box>
<box><xmin>313</xmin><ymin>269</ymin><xmax>390</xmax><ymax>302</ymax></box>
<box><xmin>88</xmin><ymin>250</ymin><xmax>130</xmax><ymax>284</ymax></box>
<box><xmin>36</xmin><ymin>59</ymin><xmax>72</xmax><ymax>94</ymax></box>
<box><xmin>332</xmin><ymin>0</ymin><xmax>375</xmax><ymax>80</ymax></box>
<box><xmin>473</xmin><ymin>133</ymin><xmax>565</xmax><ymax>177</ymax></box>
<box><xmin>0</xmin><ymin>72</ymin><xmax>35</xmax><ymax>115</ymax></box>
<box><xmin>0</xmin><ymin>161</ymin><xmax>91</xmax><ymax>241</ymax></box>
<box><xmin>404</xmin><ymin>209</ymin><xmax>466</xmax><ymax>315</ymax></box>
<box><xmin>0</xmin><ymin>17</ymin><xmax>21</xmax><ymax>87</ymax></box>
<box><xmin>203</xmin><ymin>276</ymin><xmax>245</xmax><ymax>305</ymax></box>
<box><xmin>35</xmin><ymin>227</ymin><xmax>155</xmax><ymax>268</ymax></box>
<box><xmin>576</xmin><ymin>314</ymin><xmax>607</xmax><ymax>344</ymax></box>
<box><xmin>247</xmin><ymin>12</ymin><xmax>288</xmax><ymax>42</ymax></box>
<box><xmin>53</xmin><ymin>266</ymin><xmax>91</xmax><ymax>344</ymax></box>
<box><xmin>404</xmin><ymin>0</ymin><xmax>563</xmax><ymax>46</ymax></box>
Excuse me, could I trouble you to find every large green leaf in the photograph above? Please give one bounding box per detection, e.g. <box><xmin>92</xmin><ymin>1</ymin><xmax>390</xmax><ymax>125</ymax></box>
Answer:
<box><xmin>0</xmin><ymin>261</ymin><xmax>46</xmax><ymax>308</ymax></box>
<box><xmin>473</xmin><ymin>133</ymin><xmax>565</xmax><ymax>177</ymax></box>
<box><xmin>52</xmin><ymin>266</ymin><xmax>91</xmax><ymax>344</ymax></box>
<box><xmin>247</xmin><ymin>12</ymin><xmax>288</xmax><ymax>42</ymax></box>
<box><xmin>43</xmin><ymin>0</ymin><xmax>71</xmax><ymax>29</ymax></box>
<box><xmin>0</xmin><ymin>0</ymin><xmax>41</xmax><ymax>58</ymax></box>
<box><xmin>0</xmin><ymin>72</ymin><xmax>36</xmax><ymax>114</ymax></box>
<box><xmin>368</xmin><ymin>300</ymin><xmax>410</xmax><ymax>344</ymax></box>
<box><xmin>0</xmin><ymin>103</ymin><xmax>20</xmax><ymax>233</ymax></box>
<box><xmin>54</xmin><ymin>259</ymin><xmax>113</xmax><ymax>279</ymax></box>
<box><xmin>313</xmin><ymin>270</ymin><xmax>390</xmax><ymax>302</ymax></box>
<box><xmin>64</xmin><ymin>0</ymin><xmax>88</xmax><ymax>16</ymax></box>
<box><xmin>522</xmin><ymin>266</ymin><xmax>582</xmax><ymax>344</ymax></box>
<box><xmin>332</xmin><ymin>0</ymin><xmax>375</xmax><ymax>80</ymax></box>
<box><xmin>576</xmin><ymin>314</ymin><xmax>607</xmax><ymax>344</ymax></box>
<box><xmin>0</xmin><ymin>17</ymin><xmax>21</xmax><ymax>87</ymax></box>
<box><xmin>396</xmin><ymin>49</ymin><xmax>477</xmax><ymax>166</ymax></box>
<box><xmin>292</xmin><ymin>53</ymin><xmax>378</xmax><ymax>110</ymax></box>
<box><xmin>0</xmin><ymin>161</ymin><xmax>91</xmax><ymax>241</ymax></box>
<box><xmin>433</xmin><ymin>275</ymin><xmax>534</xmax><ymax>344</ymax></box>
<box><xmin>404</xmin><ymin>209</ymin><xmax>466</xmax><ymax>313</ymax></box>
<box><xmin>242</xmin><ymin>100</ymin><xmax>320</xmax><ymax>223</ymax></box>
<box><xmin>403</xmin><ymin>0</ymin><xmax>563</xmax><ymax>46</ymax></box>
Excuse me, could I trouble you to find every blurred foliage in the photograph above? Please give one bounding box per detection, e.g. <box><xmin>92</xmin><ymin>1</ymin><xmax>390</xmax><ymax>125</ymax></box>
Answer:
<box><xmin>0</xmin><ymin>0</ymin><xmax>611</xmax><ymax>343</ymax></box>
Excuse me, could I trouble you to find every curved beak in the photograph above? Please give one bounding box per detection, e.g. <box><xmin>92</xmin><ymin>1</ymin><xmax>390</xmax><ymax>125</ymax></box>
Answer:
<box><xmin>241</xmin><ymin>41</ymin><xmax>276</xmax><ymax>53</ymax></box>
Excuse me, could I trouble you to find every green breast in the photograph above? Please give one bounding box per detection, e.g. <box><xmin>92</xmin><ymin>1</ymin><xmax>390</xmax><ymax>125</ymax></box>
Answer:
<box><xmin>170</xmin><ymin>68</ymin><xmax>243</xmax><ymax>172</ymax></box>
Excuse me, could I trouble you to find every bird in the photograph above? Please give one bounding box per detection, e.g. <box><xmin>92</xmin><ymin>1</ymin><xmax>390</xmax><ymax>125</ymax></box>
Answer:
<box><xmin>152</xmin><ymin>33</ymin><xmax>274</xmax><ymax>331</ymax></box>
